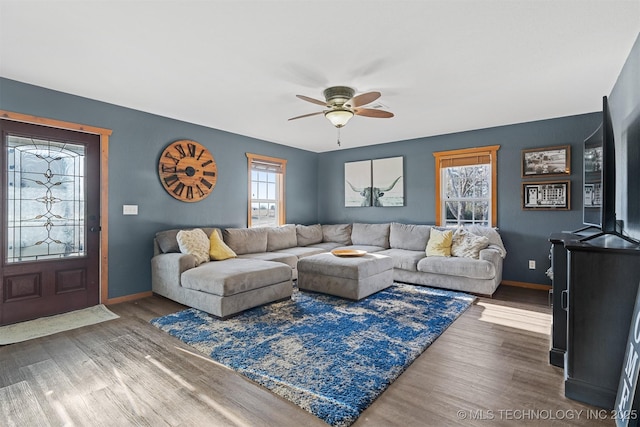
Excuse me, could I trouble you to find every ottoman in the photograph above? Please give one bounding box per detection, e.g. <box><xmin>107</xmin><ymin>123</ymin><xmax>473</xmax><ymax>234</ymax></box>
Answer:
<box><xmin>297</xmin><ymin>252</ymin><xmax>394</xmax><ymax>300</ymax></box>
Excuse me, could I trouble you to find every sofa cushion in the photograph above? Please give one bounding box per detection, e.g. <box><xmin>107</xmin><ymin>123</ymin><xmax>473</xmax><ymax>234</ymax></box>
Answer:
<box><xmin>237</xmin><ymin>252</ymin><xmax>298</xmax><ymax>269</ymax></box>
<box><xmin>306</xmin><ymin>241</ymin><xmax>343</xmax><ymax>251</ymax></box>
<box><xmin>322</xmin><ymin>224</ymin><xmax>352</xmax><ymax>245</ymax></box>
<box><xmin>223</xmin><ymin>227</ymin><xmax>268</xmax><ymax>255</ymax></box>
<box><xmin>156</xmin><ymin>229</ymin><xmax>181</xmax><ymax>253</ymax></box>
<box><xmin>273</xmin><ymin>246</ymin><xmax>326</xmax><ymax>259</ymax></box>
<box><xmin>156</xmin><ymin>227</ymin><xmax>222</xmax><ymax>254</ymax></box>
<box><xmin>176</xmin><ymin>228</ymin><xmax>210</xmax><ymax>265</ymax></box>
<box><xmin>181</xmin><ymin>258</ymin><xmax>292</xmax><ymax>296</ymax></box>
<box><xmin>296</xmin><ymin>224</ymin><xmax>323</xmax><ymax>246</ymax></box>
<box><xmin>417</xmin><ymin>256</ymin><xmax>496</xmax><ymax>280</ymax></box>
<box><xmin>376</xmin><ymin>248</ymin><xmax>425</xmax><ymax>272</ymax></box>
<box><xmin>266</xmin><ymin>224</ymin><xmax>298</xmax><ymax>251</ymax></box>
<box><xmin>297</xmin><ymin>253</ymin><xmax>393</xmax><ymax>280</ymax></box>
<box><xmin>351</xmin><ymin>223</ymin><xmax>390</xmax><ymax>248</ymax></box>
<box><xmin>389</xmin><ymin>223</ymin><xmax>431</xmax><ymax>251</ymax></box>
<box><xmin>451</xmin><ymin>227</ymin><xmax>490</xmax><ymax>259</ymax></box>
<box><xmin>209</xmin><ymin>231</ymin><xmax>237</xmax><ymax>261</ymax></box>
<box><xmin>426</xmin><ymin>228</ymin><xmax>453</xmax><ymax>257</ymax></box>
<box><xmin>201</xmin><ymin>228</ymin><xmax>221</xmax><ymax>238</ymax></box>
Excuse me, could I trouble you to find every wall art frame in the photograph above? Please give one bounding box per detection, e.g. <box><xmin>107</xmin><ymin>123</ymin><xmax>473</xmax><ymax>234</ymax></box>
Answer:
<box><xmin>521</xmin><ymin>145</ymin><xmax>571</xmax><ymax>178</ymax></box>
<box><xmin>344</xmin><ymin>160</ymin><xmax>372</xmax><ymax>207</ymax></box>
<box><xmin>372</xmin><ymin>156</ymin><xmax>404</xmax><ymax>207</ymax></box>
<box><xmin>522</xmin><ymin>180</ymin><xmax>570</xmax><ymax>210</ymax></box>
<box><xmin>344</xmin><ymin>156</ymin><xmax>404</xmax><ymax>207</ymax></box>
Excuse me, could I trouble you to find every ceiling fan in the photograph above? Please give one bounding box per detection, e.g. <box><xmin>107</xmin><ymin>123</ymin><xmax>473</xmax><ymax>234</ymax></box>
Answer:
<box><xmin>288</xmin><ymin>86</ymin><xmax>394</xmax><ymax>129</ymax></box>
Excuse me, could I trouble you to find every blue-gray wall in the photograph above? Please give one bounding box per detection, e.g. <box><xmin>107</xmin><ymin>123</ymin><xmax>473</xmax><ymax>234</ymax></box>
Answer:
<box><xmin>0</xmin><ymin>78</ymin><xmax>319</xmax><ymax>298</ymax></box>
<box><xmin>3</xmin><ymin>31</ymin><xmax>638</xmax><ymax>298</ymax></box>
<box><xmin>316</xmin><ymin>32</ymin><xmax>640</xmax><ymax>285</ymax></box>
<box><xmin>317</xmin><ymin>114</ymin><xmax>600</xmax><ymax>285</ymax></box>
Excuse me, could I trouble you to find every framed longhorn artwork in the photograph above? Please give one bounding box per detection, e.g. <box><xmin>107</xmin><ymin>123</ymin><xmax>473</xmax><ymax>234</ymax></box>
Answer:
<box><xmin>344</xmin><ymin>156</ymin><xmax>404</xmax><ymax>207</ymax></box>
<box><xmin>372</xmin><ymin>156</ymin><xmax>404</xmax><ymax>207</ymax></box>
<box><xmin>344</xmin><ymin>160</ymin><xmax>372</xmax><ymax>207</ymax></box>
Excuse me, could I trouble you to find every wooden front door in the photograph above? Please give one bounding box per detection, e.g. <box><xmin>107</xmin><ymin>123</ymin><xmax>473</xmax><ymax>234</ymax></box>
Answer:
<box><xmin>0</xmin><ymin>120</ymin><xmax>101</xmax><ymax>325</ymax></box>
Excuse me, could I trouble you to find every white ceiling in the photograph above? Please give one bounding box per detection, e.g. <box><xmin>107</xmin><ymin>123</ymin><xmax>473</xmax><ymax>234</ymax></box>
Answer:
<box><xmin>1</xmin><ymin>1</ymin><xmax>639</xmax><ymax>153</ymax></box>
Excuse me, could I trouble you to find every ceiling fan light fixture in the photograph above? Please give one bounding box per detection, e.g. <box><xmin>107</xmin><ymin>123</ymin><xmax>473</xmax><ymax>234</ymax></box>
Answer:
<box><xmin>324</xmin><ymin>109</ymin><xmax>354</xmax><ymax>128</ymax></box>
<box><xmin>290</xmin><ymin>86</ymin><xmax>393</xmax><ymax>136</ymax></box>
<box><xmin>323</xmin><ymin>86</ymin><xmax>355</xmax><ymax>104</ymax></box>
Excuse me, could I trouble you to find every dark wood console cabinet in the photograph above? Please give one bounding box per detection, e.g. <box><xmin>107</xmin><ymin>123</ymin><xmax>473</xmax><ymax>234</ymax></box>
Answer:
<box><xmin>548</xmin><ymin>232</ymin><xmax>575</xmax><ymax>368</ymax></box>
<box><xmin>563</xmin><ymin>236</ymin><xmax>640</xmax><ymax>409</ymax></box>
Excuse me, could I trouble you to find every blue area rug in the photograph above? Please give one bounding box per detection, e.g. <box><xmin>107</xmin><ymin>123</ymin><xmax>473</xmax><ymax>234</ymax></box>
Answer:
<box><xmin>150</xmin><ymin>283</ymin><xmax>475</xmax><ymax>426</ymax></box>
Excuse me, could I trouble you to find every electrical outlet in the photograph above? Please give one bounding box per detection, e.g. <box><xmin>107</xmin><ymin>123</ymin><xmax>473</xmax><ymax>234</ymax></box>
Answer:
<box><xmin>529</xmin><ymin>260</ymin><xmax>536</xmax><ymax>270</ymax></box>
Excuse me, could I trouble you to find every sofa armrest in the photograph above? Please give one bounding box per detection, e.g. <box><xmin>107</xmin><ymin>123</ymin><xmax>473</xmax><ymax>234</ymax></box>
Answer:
<box><xmin>479</xmin><ymin>247</ymin><xmax>504</xmax><ymax>285</ymax></box>
<box><xmin>479</xmin><ymin>247</ymin><xmax>502</xmax><ymax>265</ymax></box>
<box><xmin>151</xmin><ymin>252</ymin><xmax>197</xmax><ymax>290</ymax></box>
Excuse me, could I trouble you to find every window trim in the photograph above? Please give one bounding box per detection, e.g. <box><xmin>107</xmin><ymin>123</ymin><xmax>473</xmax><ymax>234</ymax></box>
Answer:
<box><xmin>433</xmin><ymin>145</ymin><xmax>500</xmax><ymax>227</ymax></box>
<box><xmin>246</xmin><ymin>153</ymin><xmax>286</xmax><ymax>227</ymax></box>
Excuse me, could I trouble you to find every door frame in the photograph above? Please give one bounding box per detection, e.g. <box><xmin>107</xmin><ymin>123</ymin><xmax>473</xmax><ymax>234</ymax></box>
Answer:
<box><xmin>1</xmin><ymin>109</ymin><xmax>112</xmax><ymax>303</ymax></box>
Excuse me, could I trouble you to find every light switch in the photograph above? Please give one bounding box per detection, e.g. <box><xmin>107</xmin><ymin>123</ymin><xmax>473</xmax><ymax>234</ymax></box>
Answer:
<box><xmin>123</xmin><ymin>205</ymin><xmax>138</xmax><ymax>215</ymax></box>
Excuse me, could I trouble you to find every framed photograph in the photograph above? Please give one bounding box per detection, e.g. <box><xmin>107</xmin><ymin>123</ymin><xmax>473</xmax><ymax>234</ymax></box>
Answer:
<box><xmin>521</xmin><ymin>145</ymin><xmax>570</xmax><ymax>177</ymax></box>
<box><xmin>372</xmin><ymin>156</ymin><xmax>404</xmax><ymax>207</ymax></box>
<box><xmin>344</xmin><ymin>160</ymin><xmax>372</xmax><ymax>207</ymax></box>
<box><xmin>522</xmin><ymin>180</ymin><xmax>570</xmax><ymax>210</ymax></box>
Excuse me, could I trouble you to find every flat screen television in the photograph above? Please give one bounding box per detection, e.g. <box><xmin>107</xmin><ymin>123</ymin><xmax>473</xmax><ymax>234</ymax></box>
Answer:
<box><xmin>579</xmin><ymin>96</ymin><xmax>638</xmax><ymax>244</ymax></box>
<box><xmin>581</xmin><ymin>101</ymin><xmax>610</xmax><ymax>230</ymax></box>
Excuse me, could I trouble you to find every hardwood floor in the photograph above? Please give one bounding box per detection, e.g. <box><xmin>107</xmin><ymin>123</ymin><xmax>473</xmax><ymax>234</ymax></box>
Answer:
<box><xmin>0</xmin><ymin>285</ymin><xmax>614</xmax><ymax>426</ymax></box>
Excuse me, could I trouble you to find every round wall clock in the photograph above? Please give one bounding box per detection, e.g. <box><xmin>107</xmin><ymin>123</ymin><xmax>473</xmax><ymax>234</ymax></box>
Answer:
<box><xmin>158</xmin><ymin>139</ymin><xmax>217</xmax><ymax>202</ymax></box>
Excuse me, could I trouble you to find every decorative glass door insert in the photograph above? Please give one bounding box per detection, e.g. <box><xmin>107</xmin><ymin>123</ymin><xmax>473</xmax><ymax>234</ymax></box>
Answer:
<box><xmin>6</xmin><ymin>135</ymin><xmax>86</xmax><ymax>263</ymax></box>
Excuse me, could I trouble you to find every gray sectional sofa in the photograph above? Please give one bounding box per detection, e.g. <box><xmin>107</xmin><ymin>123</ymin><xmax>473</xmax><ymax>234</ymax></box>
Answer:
<box><xmin>151</xmin><ymin>222</ymin><xmax>506</xmax><ymax>318</ymax></box>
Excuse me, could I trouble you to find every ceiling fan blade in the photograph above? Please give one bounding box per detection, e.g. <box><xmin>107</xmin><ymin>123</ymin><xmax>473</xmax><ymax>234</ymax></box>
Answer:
<box><xmin>354</xmin><ymin>108</ymin><xmax>394</xmax><ymax>118</ymax></box>
<box><xmin>288</xmin><ymin>111</ymin><xmax>325</xmax><ymax>121</ymax></box>
<box><xmin>348</xmin><ymin>91</ymin><xmax>381</xmax><ymax>108</ymax></box>
<box><xmin>296</xmin><ymin>94</ymin><xmax>329</xmax><ymax>107</ymax></box>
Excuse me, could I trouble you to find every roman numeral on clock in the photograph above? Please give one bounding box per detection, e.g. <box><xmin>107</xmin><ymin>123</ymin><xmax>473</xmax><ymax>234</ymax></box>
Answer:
<box><xmin>173</xmin><ymin>182</ymin><xmax>185</xmax><ymax>196</ymax></box>
<box><xmin>164</xmin><ymin>174</ymin><xmax>179</xmax><ymax>187</ymax></box>
<box><xmin>175</xmin><ymin>144</ymin><xmax>186</xmax><ymax>158</ymax></box>
<box><xmin>187</xmin><ymin>143</ymin><xmax>196</xmax><ymax>158</ymax></box>
<box><xmin>164</xmin><ymin>152</ymin><xmax>180</xmax><ymax>165</ymax></box>
<box><xmin>200</xmin><ymin>178</ymin><xmax>213</xmax><ymax>189</ymax></box>
<box><xmin>161</xmin><ymin>164</ymin><xmax>177</xmax><ymax>173</ymax></box>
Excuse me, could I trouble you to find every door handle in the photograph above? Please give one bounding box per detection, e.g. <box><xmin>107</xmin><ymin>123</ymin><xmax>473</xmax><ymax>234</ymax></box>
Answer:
<box><xmin>90</xmin><ymin>226</ymin><xmax>101</xmax><ymax>232</ymax></box>
<box><xmin>561</xmin><ymin>290</ymin><xmax>569</xmax><ymax>310</ymax></box>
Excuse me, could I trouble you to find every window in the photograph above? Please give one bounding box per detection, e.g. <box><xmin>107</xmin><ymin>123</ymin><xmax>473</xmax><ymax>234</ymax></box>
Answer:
<box><xmin>6</xmin><ymin>135</ymin><xmax>87</xmax><ymax>262</ymax></box>
<box><xmin>247</xmin><ymin>153</ymin><xmax>286</xmax><ymax>227</ymax></box>
<box><xmin>433</xmin><ymin>145</ymin><xmax>499</xmax><ymax>227</ymax></box>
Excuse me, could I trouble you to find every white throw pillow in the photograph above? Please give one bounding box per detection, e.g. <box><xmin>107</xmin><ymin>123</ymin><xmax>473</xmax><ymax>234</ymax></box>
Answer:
<box><xmin>451</xmin><ymin>227</ymin><xmax>490</xmax><ymax>259</ymax></box>
<box><xmin>176</xmin><ymin>228</ymin><xmax>210</xmax><ymax>265</ymax></box>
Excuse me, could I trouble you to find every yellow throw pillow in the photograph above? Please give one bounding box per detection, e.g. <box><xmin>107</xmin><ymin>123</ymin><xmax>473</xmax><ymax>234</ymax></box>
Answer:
<box><xmin>209</xmin><ymin>231</ymin><xmax>237</xmax><ymax>261</ymax></box>
<box><xmin>426</xmin><ymin>228</ymin><xmax>453</xmax><ymax>257</ymax></box>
